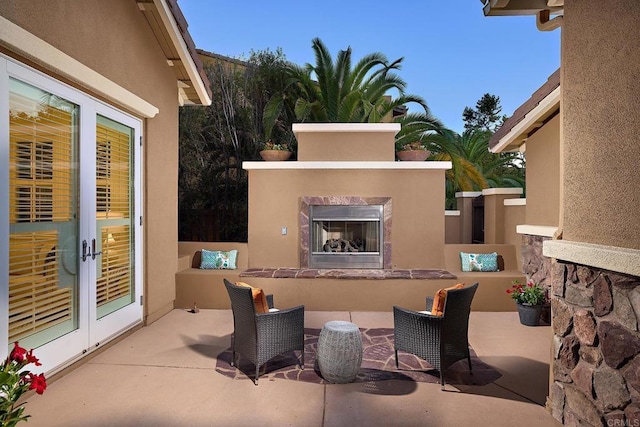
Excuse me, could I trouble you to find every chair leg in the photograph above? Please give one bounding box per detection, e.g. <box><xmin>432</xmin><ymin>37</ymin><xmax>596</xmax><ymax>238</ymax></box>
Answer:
<box><xmin>300</xmin><ymin>349</ymin><xmax>305</xmax><ymax>369</ymax></box>
<box><xmin>440</xmin><ymin>372</ymin><xmax>445</xmax><ymax>391</ymax></box>
<box><xmin>231</xmin><ymin>349</ymin><xmax>236</xmax><ymax>367</ymax></box>
<box><xmin>254</xmin><ymin>365</ymin><xmax>259</xmax><ymax>386</ymax></box>
<box><xmin>468</xmin><ymin>356</ymin><xmax>473</xmax><ymax>374</ymax></box>
<box><xmin>395</xmin><ymin>349</ymin><xmax>399</xmax><ymax>369</ymax></box>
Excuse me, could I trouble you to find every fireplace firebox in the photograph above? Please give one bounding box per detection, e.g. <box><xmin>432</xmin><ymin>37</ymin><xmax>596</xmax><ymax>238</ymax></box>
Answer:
<box><xmin>309</xmin><ymin>205</ymin><xmax>383</xmax><ymax>269</ymax></box>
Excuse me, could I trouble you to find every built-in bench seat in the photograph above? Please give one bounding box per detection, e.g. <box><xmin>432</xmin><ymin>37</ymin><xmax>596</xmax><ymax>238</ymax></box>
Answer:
<box><xmin>174</xmin><ymin>242</ymin><xmax>248</xmax><ymax>309</ymax></box>
<box><xmin>174</xmin><ymin>242</ymin><xmax>524</xmax><ymax>312</ymax></box>
<box><xmin>443</xmin><ymin>244</ymin><xmax>525</xmax><ymax>311</ymax></box>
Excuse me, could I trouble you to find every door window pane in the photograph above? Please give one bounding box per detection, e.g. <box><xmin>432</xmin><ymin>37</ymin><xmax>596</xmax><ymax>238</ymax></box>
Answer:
<box><xmin>96</xmin><ymin>115</ymin><xmax>134</xmax><ymax>318</ymax></box>
<box><xmin>8</xmin><ymin>78</ymin><xmax>79</xmax><ymax>348</ymax></box>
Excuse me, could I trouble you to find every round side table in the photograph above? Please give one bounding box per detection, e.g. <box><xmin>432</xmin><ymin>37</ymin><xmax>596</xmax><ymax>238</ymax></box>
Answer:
<box><xmin>316</xmin><ymin>320</ymin><xmax>363</xmax><ymax>383</ymax></box>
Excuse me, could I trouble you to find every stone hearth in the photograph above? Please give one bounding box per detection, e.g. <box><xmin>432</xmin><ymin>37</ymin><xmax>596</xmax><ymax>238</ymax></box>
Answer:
<box><xmin>240</xmin><ymin>268</ymin><xmax>456</xmax><ymax>280</ymax></box>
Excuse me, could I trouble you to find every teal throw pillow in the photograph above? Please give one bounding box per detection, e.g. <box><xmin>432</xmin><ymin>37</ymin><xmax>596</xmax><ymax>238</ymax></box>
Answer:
<box><xmin>200</xmin><ymin>249</ymin><xmax>238</xmax><ymax>270</ymax></box>
<box><xmin>460</xmin><ymin>252</ymin><xmax>498</xmax><ymax>272</ymax></box>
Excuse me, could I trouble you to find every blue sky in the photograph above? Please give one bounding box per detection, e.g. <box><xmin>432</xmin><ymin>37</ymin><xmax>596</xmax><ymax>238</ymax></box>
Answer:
<box><xmin>179</xmin><ymin>1</ymin><xmax>560</xmax><ymax>133</ymax></box>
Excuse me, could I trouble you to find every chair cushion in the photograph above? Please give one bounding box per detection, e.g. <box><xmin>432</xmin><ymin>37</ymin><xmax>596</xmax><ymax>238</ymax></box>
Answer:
<box><xmin>235</xmin><ymin>281</ymin><xmax>270</xmax><ymax>313</ymax></box>
<box><xmin>200</xmin><ymin>249</ymin><xmax>238</xmax><ymax>269</ymax></box>
<box><xmin>431</xmin><ymin>283</ymin><xmax>465</xmax><ymax>316</ymax></box>
<box><xmin>460</xmin><ymin>252</ymin><xmax>498</xmax><ymax>272</ymax></box>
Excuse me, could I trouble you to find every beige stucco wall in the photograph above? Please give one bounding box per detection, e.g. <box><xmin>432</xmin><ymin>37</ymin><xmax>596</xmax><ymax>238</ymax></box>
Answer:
<box><xmin>0</xmin><ymin>0</ymin><xmax>180</xmax><ymax>323</ymax></box>
<box><xmin>562</xmin><ymin>2</ymin><xmax>640</xmax><ymax>250</ymax></box>
<box><xmin>445</xmin><ymin>214</ymin><xmax>461</xmax><ymax>244</ymax></box>
<box><xmin>526</xmin><ymin>114</ymin><xmax>560</xmax><ymax>227</ymax></box>
<box><xmin>456</xmin><ymin>192</ymin><xmax>482</xmax><ymax>244</ymax></box>
<box><xmin>503</xmin><ymin>204</ymin><xmax>526</xmax><ymax>268</ymax></box>
<box><xmin>247</xmin><ymin>169</ymin><xmax>447</xmax><ymax>269</ymax></box>
<box><xmin>296</xmin><ymin>128</ymin><xmax>396</xmax><ymax>161</ymax></box>
<box><xmin>483</xmin><ymin>190</ymin><xmax>523</xmax><ymax>244</ymax></box>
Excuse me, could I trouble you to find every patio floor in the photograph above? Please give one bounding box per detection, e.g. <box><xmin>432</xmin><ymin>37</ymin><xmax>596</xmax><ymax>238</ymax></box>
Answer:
<box><xmin>23</xmin><ymin>310</ymin><xmax>560</xmax><ymax>426</ymax></box>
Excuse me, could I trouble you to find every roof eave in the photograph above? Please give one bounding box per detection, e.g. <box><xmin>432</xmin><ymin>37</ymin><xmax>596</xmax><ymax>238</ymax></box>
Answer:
<box><xmin>490</xmin><ymin>86</ymin><xmax>560</xmax><ymax>153</ymax></box>
<box><xmin>138</xmin><ymin>0</ymin><xmax>212</xmax><ymax>106</ymax></box>
<box><xmin>482</xmin><ymin>0</ymin><xmax>562</xmax><ymax>16</ymax></box>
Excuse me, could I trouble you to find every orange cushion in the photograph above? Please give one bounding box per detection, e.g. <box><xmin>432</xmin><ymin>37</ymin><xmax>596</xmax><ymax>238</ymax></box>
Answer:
<box><xmin>235</xmin><ymin>281</ymin><xmax>270</xmax><ymax>313</ymax></box>
<box><xmin>431</xmin><ymin>283</ymin><xmax>465</xmax><ymax>316</ymax></box>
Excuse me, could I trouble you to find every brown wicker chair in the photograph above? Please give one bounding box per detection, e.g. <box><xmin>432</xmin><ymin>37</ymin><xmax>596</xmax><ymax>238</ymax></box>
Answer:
<box><xmin>223</xmin><ymin>279</ymin><xmax>305</xmax><ymax>385</ymax></box>
<box><xmin>393</xmin><ymin>282</ymin><xmax>479</xmax><ymax>390</ymax></box>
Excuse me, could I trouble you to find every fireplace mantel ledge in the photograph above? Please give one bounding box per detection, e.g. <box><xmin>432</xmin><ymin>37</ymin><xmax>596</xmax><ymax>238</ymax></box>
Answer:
<box><xmin>243</xmin><ymin>161</ymin><xmax>452</xmax><ymax>170</ymax></box>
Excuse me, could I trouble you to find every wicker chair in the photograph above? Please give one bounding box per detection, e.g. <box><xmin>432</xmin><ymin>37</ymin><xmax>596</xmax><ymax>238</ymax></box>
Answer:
<box><xmin>393</xmin><ymin>282</ymin><xmax>479</xmax><ymax>390</ymax></box>
<box><xmin>223</xmin><ymin>279</ymin><xmax>305</xmax><ymax>385</ymax></box>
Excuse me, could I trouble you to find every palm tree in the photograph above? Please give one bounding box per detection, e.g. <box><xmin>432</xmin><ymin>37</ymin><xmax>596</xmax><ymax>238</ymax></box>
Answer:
<box><xmin>452</xmin><ymin>129</ymin><xmax>525</xmax><ymax>189</ymax></box>
<box><xmin>430</xmin><ymin>129</ymin><xmax>525</xmax><ymax>208</ymax></box>
<box><xmin>264</xmin><ymin>37</ymin><xmax>429</xmax><ymax>137</ymax></box>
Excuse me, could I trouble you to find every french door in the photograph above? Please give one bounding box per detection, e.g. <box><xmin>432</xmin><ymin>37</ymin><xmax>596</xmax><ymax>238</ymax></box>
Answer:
<box><xmin>1</xmin><ymin>57</ymin><xmax>143</xmax><ymax>373</ymax></box>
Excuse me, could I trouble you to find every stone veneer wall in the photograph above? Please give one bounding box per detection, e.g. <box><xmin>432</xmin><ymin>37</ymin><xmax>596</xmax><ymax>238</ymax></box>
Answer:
<box><xmin>521</xmin><ymin>235</ymin><xmax>553</xmax><ymax>324</ymax></box>
<box><xmin>548</xmin><ymin>261</ymin><xmax>640</xmax><ymax>426</ymax></box>
<box><xmin>522</xmin><ymin>235</ymin><xmax>553</xmax><ymax>290</ymax></box>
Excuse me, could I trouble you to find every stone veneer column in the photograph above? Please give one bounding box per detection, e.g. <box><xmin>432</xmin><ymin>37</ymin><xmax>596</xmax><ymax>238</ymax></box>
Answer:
<box><xmin>547</xmin><ymin>262</ymin><xmax>640</xmax><ymax>425</ymax></box>
<box><xmin>455</xmin><ymin>191</ymin><xmax>482</xmax><ymax>244</ymax></box>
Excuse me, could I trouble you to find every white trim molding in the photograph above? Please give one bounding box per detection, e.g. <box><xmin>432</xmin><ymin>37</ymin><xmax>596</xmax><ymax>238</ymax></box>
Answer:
<box><xmin>0</xmin><ymin>16</ymin><xmax>159</xmax><ymax>118</ymax></box>
<box><xmin>293</xmin><ymin>123</ymin><xmax>401</xmax><ymax>135</ymax></box>
<box><xmin>517</xmin><ymin>224</ymin><xmax>558</xmax><ymax>237</ymax></box>
<box><xmin>543</xmin><ymin>240</ymin><xmax>640</xmax><ymax>277</ymax></box>
<box><xmin>504</xmin><ymin>198</ymin><xmax>526</xmax><ymax>206</ymax></box>
<box><xmin>243</xmin><ymin>161</ymin><xmax>452</xmax><ymax>170</ymax></box>
<box><xmin>482</xmin><ymin>187</ymin><xmax>524</xmax><ymax>196</ymax></box>
<box><xmin>455</xmin><ymin>191</ymin><xmax>483</xmax><ymax>198</ymax></box>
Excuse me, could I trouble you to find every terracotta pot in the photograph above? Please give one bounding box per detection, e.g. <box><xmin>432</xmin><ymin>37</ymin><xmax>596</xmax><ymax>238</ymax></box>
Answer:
<box><xmin>396</xmin><ymin>150</ymin><xmax>430</xmax><ymax>161</ymax></box>
<box><xmin>260</xmin><ymin>150</ymin><xmax>292</xmax><ymax>161</ymax></box>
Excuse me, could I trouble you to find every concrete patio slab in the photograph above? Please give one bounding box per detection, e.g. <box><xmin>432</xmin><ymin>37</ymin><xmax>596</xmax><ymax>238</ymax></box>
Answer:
<box><xmin>22</xmin><ymin>310</ymin><xmax>560</xmax><ymax>426</ymax></box>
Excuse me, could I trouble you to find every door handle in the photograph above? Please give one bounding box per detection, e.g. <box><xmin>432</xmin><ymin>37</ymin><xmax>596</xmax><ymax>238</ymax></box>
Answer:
<box><xmin>82</xmin><ymin>239</ymin><xmax>89</xmax><ymax>262</ymax></box>
<box><xmin>91</xmin><ymin>238</ymin><xmax>102</xmax><ymax>260</ymax></box>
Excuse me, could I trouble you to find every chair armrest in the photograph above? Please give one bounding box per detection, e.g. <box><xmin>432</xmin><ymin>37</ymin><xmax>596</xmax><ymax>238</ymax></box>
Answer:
<box><xmin>394</xmin><ymin>305</ymin><xmax>442</xmax><ymax>322</ymax></box>
<box><xmin>393</xmin><ymin>306</ymin><xmax>443</xmax><ymax>356</ymax></box>
<box><xmin>266</xmin><ymin>294</ymin><xmax>274</xmax><ymax>309</ymax></box>
<box><xmin>256</xmin><ymin>305</ymin><xmax>305</xmax><ymax>333</ymax></box>
<box><xmin>426</xmin><ymin>296</ymin><xmax>434</xmax><ymax>311</ymax></box>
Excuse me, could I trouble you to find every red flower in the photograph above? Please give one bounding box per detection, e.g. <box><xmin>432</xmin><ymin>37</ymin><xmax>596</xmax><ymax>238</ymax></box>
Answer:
<box><xmin>28</xmin><ymin>373</ymin><xmax>47</xmax><ymax>395</ymax></box>
<box><xmin>25</xmin><ymin>349</ymin><xmax>41</xmax><ymax>366</ymax></box>
<box><xmin>10</xmin><ymin>342</ymin><xmax>27</xmax><ymax>363</ymax></box>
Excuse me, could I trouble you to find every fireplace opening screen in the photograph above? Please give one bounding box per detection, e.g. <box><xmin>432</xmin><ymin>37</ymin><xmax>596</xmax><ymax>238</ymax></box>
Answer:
<box><xmin>309</xmin><ymin>205</ymin><xmax>383</xmax><ymax>269</ymax></box>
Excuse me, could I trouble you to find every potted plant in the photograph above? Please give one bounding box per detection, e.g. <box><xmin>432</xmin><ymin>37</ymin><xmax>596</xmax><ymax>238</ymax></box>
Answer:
<box><xmin>395</xmin><ymin>141</ymin><xmax>431</xmax><ymax>161</ymax></box>
<box><xmin>506</xmin><ymin>280</ymin><xmax>548</xmax><ymax>326</ymax></box>
<box><xmin>260</xmin><ymin>140</ymin><xmax>292</xmax><ymax>161</ymax></box>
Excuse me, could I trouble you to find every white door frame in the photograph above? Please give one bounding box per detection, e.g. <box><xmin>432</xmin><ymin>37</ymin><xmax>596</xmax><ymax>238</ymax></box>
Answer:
<box><xmin>1</xmin><ymin>55</ymin><xmax>143</xmax><ymax>373</ymax></box>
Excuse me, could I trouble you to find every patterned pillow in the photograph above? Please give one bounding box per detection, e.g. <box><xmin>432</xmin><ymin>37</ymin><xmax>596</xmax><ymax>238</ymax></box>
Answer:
<box><xmin>200</xmin><ymin>249</ymin><xmax>238</xmax><ymax>270</ymax></box>
<box><xmin>460</xmin><ymin>252</ymin><xmax>498</xmax><ymax>272</ymax></box>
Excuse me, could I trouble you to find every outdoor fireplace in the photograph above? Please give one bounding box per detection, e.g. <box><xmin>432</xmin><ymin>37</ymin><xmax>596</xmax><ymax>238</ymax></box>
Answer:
<box><xmin>310</xmin><ymin>205</ymin><xmax>383</xmax><ymax>269</ymax></box>
<box><xmin>300</xmin><ymin>196</ymin><xmax>392</xmax><ymax>270</ymax></box>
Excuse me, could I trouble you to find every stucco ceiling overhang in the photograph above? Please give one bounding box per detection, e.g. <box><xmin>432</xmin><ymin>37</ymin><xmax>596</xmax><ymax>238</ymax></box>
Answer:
<box><xmin>481</xmin><ymin>0</ymin><xmax>562</xmax><ymax>16</ymax></box>
<box><xmin>137</xmin><ymin>0</ymin><xmax>212</xmax><ymax>106</ymax></box>
<box><xmin>489</xmin><ymin>69</ymin><xmax>560</xmax><ymax>153</ymax></box>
